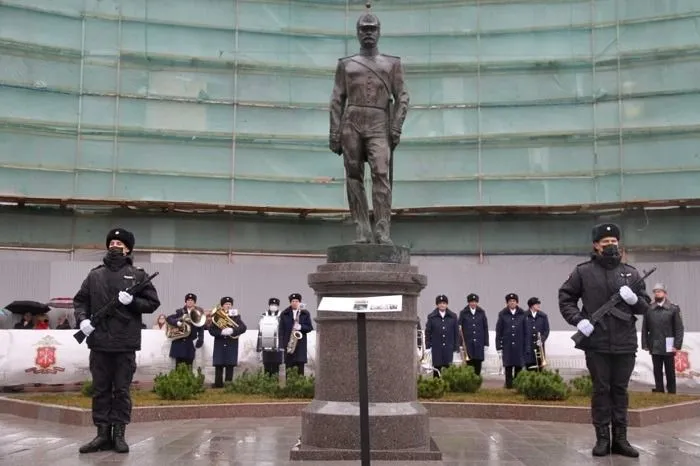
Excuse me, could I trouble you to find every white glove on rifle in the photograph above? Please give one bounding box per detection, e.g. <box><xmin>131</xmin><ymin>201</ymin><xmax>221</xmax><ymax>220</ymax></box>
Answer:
<box><xmin>577</xmin><ymin>319</ymin><xmax>594</xmax><ymax>337</ymax></box>
<box><xmin>80</xmin><ymin>319</ymin><xmax>95</xmax><ymax>336</ymax></box>
<box><xmin>118</xmin><ymin>291</ymin><xmax>133</xmax><ymax>305</ymax></box>
<box><xmin>228</xmin><ymin>308</ymin><xmax>238</xmax><ymax>317</ymax></box>
<box><xmin>222</xmin><ymin>327</ymin><xmax>234</xmax><ymax>336</ymax></box>
<box><xmin>619</xmin><ymin>285</ymin><xmax>638</xmax><ymax>305</ymax></box>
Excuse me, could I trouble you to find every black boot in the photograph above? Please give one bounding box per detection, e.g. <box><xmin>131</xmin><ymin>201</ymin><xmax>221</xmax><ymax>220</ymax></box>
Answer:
<box><xmin>592</xmin><ymin>425</ymin><xmax>610</xmax><ymax>456</ymax></box>
<box><xmin>112</xmin><ymin>423</ymin><xmax>129</xmax><ymax>453</ymax></box>
<box><xmin>79</xmin><ymin>424</ymin><xmax>113</xmax><ymax>453</ymax></box>
<box><xmin>611</xmin><ymin>425</ymin><xmax>639</xmax><ymax>457</ymax></box>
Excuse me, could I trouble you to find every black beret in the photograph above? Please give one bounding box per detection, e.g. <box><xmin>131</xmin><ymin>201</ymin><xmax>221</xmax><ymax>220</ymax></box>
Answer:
<box><xmin>220</xmin><ymin>296</ymin><xmax>233</xmax><ymax>306</ymax></box>
<box><xmin>527</xmin><ymin>297</ymin><xmax>541</xmax><ymax>307</ymax></box>
<box><xmin>185</xmin><ymin>293</ymin><xmax>197</xmax><ymax>302</ymax></box>
<box><xmin>505</xmin><ymin>293</ymin><xmax>519</xmax><ymax>302</ymax></box>
<box><xmin>106</xmin><ymin>228</ymin><xmax>135</xmax><ymax>252</ymax></box>
<box><xmin>269</xmin><ymin>297</ymin><xmax>280</xmax><ymax>305</ymax></box>
<box><xmin>289</xmin><ymin>293</ymin><xmax>302</xmax><ymax>302</ymax></box>
<box><xmin>592</xmin><ymin>223</ymin><xmax>621</xmax><ymax>242</ymax></box>
<box><xmin>435</xmin><ymin>294</ymin><xmax>448</xmax><ymax>304</ymax></box>
<box><xmin>467</xmin><ymin>293</ymin><xmax>479</xmax><ymax>302</ymax></box>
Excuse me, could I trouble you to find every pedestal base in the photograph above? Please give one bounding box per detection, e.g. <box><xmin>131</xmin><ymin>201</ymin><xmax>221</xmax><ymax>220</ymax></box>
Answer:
<box><xmin>290</xmin><ymin>437</ymin><xmax>442</xmax><ymax>461</ymax></box>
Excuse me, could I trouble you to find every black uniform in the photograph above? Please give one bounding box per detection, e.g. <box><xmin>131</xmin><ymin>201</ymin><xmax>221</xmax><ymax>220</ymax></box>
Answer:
<box><xmin>641</xmin><ymin>298</ymin><xmax>684</xmax><ymax>393</ymax></box>
<box><xmin>74</xmin><ymin>228</ymin><xmax>160</xmax><ymax>454</ymax></box>
<box><xmin>559</xmin><ymin>223</ymin><xmax>650</xmax><ymax>457</ymax></box>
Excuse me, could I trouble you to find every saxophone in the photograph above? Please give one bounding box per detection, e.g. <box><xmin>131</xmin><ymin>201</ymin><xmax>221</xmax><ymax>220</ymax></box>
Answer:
<box><xmin>286</xmin><ymin>307</ymin><xmax>303</xmax><ymax>354</ymax></box>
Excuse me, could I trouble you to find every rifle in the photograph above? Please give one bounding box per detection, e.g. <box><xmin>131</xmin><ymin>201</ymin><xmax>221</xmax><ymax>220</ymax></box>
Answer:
<box><xmin>73</xmin><ymin>271</ymin><xmax>159</xmax><ymax>344</ymax></box>
<box><xmin>571</xmin><ymin>267</ymin><xmax>656</xmax><ymax>347</ymax></box>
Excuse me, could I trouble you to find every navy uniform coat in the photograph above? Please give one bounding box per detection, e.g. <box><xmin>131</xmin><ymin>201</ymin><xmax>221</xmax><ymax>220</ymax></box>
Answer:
<box><xmin>495</xmin><ymin>307</ymin><xmax>529</xmax><ymax>367</ymax></box>
<box><xmin>523</xmin><ymin>311</ymin><xmax>550</xmax><ymax>366</ymax></box>
<box><xmin>458</xmin><ymin>306</ymin><xmax>489</xmax><ymax>361</ymax></box>
<box><xmin>209</xmin><ymin>314</ymin><xmax>247</xmax><ymax>366</ymax></box>
<box><xmin>279</xmin><ymin>307</ymin><xmax>313</xmax><ymax>364</ymax></box>
<box><xmin>425</xmin><ymin>309</ymin><xmax>459</xmax><ymax>367</ymax></box>
<box><xmin>166</xmin><ymin>307</ymin><xmax>204</xmax><ymax>361</ymax></box>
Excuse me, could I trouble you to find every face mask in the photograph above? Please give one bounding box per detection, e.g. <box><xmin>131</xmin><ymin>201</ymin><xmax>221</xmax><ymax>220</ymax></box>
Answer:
<box><xmin>269</xmin><ymin>305</ymin><xmax>278</xmax><ymax>312</ymax></box>
<box><xmin>654</xmin><ymin>297</ymin><xmax>664</xmax><ymax>303</ymax></box>
<box><xmin>107</xmin><ymin>246</ymin><xmax>124</xmax><ymax>257</ymax></box>
<box><xmin>601</xmin><ymin>244</ymin><xmax>620</xmax><ymax>257</ymax></box>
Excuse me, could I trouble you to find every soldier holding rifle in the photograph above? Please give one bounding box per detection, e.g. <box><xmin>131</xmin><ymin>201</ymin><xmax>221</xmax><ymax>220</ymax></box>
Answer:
<box><xmin>559</xmin><ymin>223</ymin><xmax>651</xmax><ymax>458</ymax></box>
<box><xmin>74</xmin><ymin>228</ymin><xmax>161</xmax><ymax>454</ymax></box>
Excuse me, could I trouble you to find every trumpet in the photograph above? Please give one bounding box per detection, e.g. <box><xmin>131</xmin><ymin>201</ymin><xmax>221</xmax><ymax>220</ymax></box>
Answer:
<box><xmin>212</xmin><ymin>304</ymin><xmax>240</xmax><ymax>337</ymax></box>
<box><xmin>458</xmin><ymin>325</ymin><xmax>470</xmax><ymax>364</ymax></box>
<box><xmin>286</xmin><ymin>306</ymin><xmax>303</xmax><ymax>354</ymax></box>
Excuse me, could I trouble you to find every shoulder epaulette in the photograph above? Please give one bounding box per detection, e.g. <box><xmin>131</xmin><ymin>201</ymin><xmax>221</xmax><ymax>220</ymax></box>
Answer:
<box><xmin>339</xmin><ymin>54</ymin><xmax>356</xmax><ymax>61</ymax></box>
<box><xmin>380</xmin><ymin>53</ymin><xmax>400</xmax><ymax>59</ymax></box>
<box><xmin>90</xmin><ymin>264</ymin><xmax>104</xmax><ymax>271</ymax></box>
<box><xmin>575</xmin><ymin>259</ymin><xmax>592</xmax><ymax>268</ymax></box>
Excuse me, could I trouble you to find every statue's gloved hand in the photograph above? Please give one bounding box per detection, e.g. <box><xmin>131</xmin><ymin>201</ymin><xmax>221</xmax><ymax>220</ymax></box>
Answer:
<box><xmin>329</xmin><ymin>136</ymin><xmax>342</xmax><ymax>156</ymax></box>
<box><xmin>390</xmin><ymin>129</ymin><xmax>401</xmax><ymax>150</ymax></box>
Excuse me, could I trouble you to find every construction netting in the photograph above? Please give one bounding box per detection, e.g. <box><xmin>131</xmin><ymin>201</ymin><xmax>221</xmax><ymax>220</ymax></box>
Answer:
<box><xmin>1</xmin><ymin>0</ymin><xmax>699</xmax><ymax>210</ymax></box>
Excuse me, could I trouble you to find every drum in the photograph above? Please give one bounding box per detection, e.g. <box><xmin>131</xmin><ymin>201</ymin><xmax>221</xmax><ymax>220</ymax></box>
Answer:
<box><xmin>259</xmin><ymin>314</ymin><xmax>279</xmax><ymax>351</ymax></box>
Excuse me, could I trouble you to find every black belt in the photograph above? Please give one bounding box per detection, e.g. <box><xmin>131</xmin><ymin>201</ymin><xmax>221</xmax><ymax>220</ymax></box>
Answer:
<box><xmin>347</xmin><ymin>104</ymin><xmax>387</xmax><ymax>110</ymax></box>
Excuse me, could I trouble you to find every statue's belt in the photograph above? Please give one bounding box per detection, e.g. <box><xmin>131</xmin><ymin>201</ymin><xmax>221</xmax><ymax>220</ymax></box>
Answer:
<box><xmin>347</xmin><ymin>103</ymin><xmax>387</xmax><ymax>110</ymax></box>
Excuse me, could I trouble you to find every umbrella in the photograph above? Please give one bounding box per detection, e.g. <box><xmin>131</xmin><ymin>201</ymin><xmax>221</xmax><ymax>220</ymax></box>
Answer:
<box><xmin>47</xmin><ymin>297</ymin><xmax>75</xmax><ymax>309</ymax></box>
<box><xmin>5</xmin><ymin>300</ymin><xmax>51</xmax><ymax>316</ymax></box>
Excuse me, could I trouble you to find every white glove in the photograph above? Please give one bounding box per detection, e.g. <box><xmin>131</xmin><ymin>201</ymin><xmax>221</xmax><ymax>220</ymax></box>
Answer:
<box><xmin>228</xmin><ymin>308</ymin><xmax>238</xmax><ymax>317</ymax></box>
<box><xmin>222</xmin><ymin>327</ymin><xmax>234</xmax><ymax>336</ymax></box>
<box><xmin>577</xmin><ymin>319</ymin><xmax>595</xmax><ymax>337</ymax></box>
<box><xmin>619</xmin><ymin>285</ymin><xmax>638</xmax><ymax>305</ymax></box>
<box><xmin>293</xmin><ymin>323</ymin><xmax>301</xmax><ymax>331</ymax></box>
<box><xmin>118</xmin><ymin>291</ymin><xmax>133</xmax><ymax>305</ymax></box>
<box><xmin>177</xmin><ymin>321</ymin><xmax>183</xmax><ymax>327</ymax></box>
<box><xmin>80</xmin><ymin>319</ymin><xmax>95</xmax><ymax>336</ymax></box>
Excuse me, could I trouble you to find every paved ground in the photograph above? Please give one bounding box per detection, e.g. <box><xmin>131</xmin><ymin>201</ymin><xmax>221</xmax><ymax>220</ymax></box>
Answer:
<box><xmin>1</xmin><ymin>413</ymin><xmax>699</xmax><ymax>466</ymax></box>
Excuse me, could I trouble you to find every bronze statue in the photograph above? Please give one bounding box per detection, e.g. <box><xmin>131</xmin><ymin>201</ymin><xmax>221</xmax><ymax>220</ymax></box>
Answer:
<box><xmin>329</xmin><ymin>2</ymin><xmax>409</xmax><ymax>245</ymax></box>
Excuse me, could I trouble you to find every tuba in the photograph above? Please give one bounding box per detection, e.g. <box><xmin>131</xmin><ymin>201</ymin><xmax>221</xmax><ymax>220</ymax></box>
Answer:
<box><xmin>212</xmin><ymin>304</ymin><xmax>240</xmax><ymax>337</ymax></box>
<box><xmin>286</xmin><ymin>305</ymin><xmax>304</xmax><ymax>355</ymax></box>
<box><xmin>166</xmin><ymin>306</ymin><xmax>207</xmax><ymax>340</ymax></box>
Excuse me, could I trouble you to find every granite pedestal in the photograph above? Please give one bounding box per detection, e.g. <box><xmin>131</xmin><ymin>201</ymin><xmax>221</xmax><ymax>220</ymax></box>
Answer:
<box><xmin>290</xmin><ymin>244</ymin><xmax>442</xmax><ymax>461</ymax></box>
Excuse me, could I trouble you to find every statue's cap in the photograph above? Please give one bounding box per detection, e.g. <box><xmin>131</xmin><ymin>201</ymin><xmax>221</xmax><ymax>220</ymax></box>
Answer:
<box><xmin>357</xmin><ymin>2</ymin><xmax>380</xmax><ymax>28</ymax></box>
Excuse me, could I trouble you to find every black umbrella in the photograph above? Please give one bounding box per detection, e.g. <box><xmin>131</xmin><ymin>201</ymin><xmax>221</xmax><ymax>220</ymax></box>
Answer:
<box><xmin>5</xmin><ymin>300</ymin><xmax>51</xmax><ymax>316</ymax></box>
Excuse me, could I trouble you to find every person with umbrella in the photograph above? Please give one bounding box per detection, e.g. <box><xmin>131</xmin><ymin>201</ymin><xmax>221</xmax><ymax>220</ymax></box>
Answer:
<box><xmin>13</xmin><ymin>312</ymin><xmax>34</xmax><ymax>329</ymax></box>
<box><xmin>73</xmin><ymin>228</ymin><xmax>160</xmax><ymax>455</ymax></box>
<box><xmin>6</xmin><ymin>301</ymin><xmax>51</xmax><ymax>329</ymax></box>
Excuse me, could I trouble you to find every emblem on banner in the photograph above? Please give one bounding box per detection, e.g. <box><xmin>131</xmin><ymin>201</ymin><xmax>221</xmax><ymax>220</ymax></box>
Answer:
<box><xmin>25</xmin><ymin>335</ymin><xmax>66</xmax><ymax>375</ymax></box>
<box><xmin>675</xmin><ymin>346</ymin><xmax>700</xmax><ymax>379</ymax></box>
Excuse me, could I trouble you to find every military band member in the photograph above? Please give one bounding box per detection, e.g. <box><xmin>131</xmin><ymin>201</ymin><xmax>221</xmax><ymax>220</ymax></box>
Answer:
<box><xmin>642</xmin><ymin>283</ymin><xmax>684</xmax><ymax>394</ymax></box>
<box><xmin>257</xmin><ymin>297</ymin><xmax>283</xmax><ymax>377</ymax></box>
<box><xmin>458</xmin><ymin>293</ymin><xmax>489</xmax><ymax>376</ymax></box>
<box><xmin>74</xmin><ymin>228</ymin><xmax>160</xmax><ymax>454</ymax></box>
<box><xmin>495</xmin><ymin>293</ymin><xmax>528</xmax><ymax>389</ymax></box>
<box><xmin>524</xmin><ymin>297</ymin><xmax>550</xmax><ymax>371</ymax></box>
<box><xmin>425</xmin><ymin>295</ymin><xmax>459</xmax><ymax>378</ymax></box>
<box><xmin>209</xmin><ymin>297</ymin><xmax>247</xmax><ymax>388</ymax></box>
<box><xmin>279</xmin><ymin>293</ymin><xmax>313</xmax><ymax>376</ymax></box>
<box><xmin>166</xmin><ymin>293</ymin><xmax>204</xmax><ymax>369</ymax></box>
<box><xmin>559</xmin><ymin>223</ymin><xmax>650</xmax><ymax>457</ymax></box>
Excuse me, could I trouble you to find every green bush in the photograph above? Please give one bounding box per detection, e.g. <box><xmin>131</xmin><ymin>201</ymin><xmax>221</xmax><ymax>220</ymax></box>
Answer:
<box><xmin>224</xmin><ymin>369</ymin><xmax>279</xmax><ymax>395</ymax></box>
<box><xmin>81</xmin><ymin>379</ymin><xmax>94</xmax><ymax>397</ymax></box>
<box><xmin>569</xmin><ymin>373</ymin><xmax>593</xmax><ymax>397</ymax></box>
<box><xmin>440</xmin><ymin>364</ymin><xmax>483</xmax><ymax>393</ymax></box>
<box><xmin>513</xmin><ymin>369</ymin><xmax>570</xmax><ymax>401</ymax></box>
<box><xmin>417</xmin><ymin>375</ymin><xmax>448</xmax><ymax>399</ymax></box>
<box><xmin>153</xmin><ymin>363</ymin><xmax>206</xmax><ymax>400</ymax></box>
<box><xmin>276</xmin><ymin>366</ymin><xmax>315</xmax><ymax>399</ymax></box>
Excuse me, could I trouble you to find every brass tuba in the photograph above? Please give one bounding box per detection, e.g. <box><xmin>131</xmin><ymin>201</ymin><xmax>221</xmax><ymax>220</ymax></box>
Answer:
<box><xmin>286</xmin><ymin>305</ymin><xmax>304</xmax><ymax>354</ymax></box>
<box><xmin>212</xmin><ymin>304</ymin><xmax>240</xmax><ymax>337</ymax></box>
<box><xmin>166</xmin><ymin>306</ymin><xmax>207</xmax><ymax>340</ymax></box>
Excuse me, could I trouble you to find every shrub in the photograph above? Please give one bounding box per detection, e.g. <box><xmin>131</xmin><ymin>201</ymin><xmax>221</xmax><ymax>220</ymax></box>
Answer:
<box><xmin>153</xmin><ymin>363</ymin><xmax>205</xmax><ymax>400</ymax></box>
<box><xmin>440</xmin><ymin>364</ymin><xmax>483</xmax><ymax>393</ymax></box>
<box><xmin>417</xmin><ymin>375</ymin><xmax>447</xmax><ymax>399</ymax></box>
<box><xmin>569</xmin><ymin>373</ymin><xmax>594</xmax><ymax>397</ymax></box>
<box><xmin>513</xmin><ymin>369</ymin><xmax>570</xmax><ymax>401</ymax></box>
<box><xmin>224</xmin><ymin>369</ymin><xmax>279</xmax><ymax>395</ymax></box>
<box><xmin>81</xmin><ymin>379</ymin><xmax>94</xmax><ymax>397</ymax></box>
<box><xmin>276</xmin><ymin>366</ymin><xmax>314</xmax><ymax>399</ymax></box>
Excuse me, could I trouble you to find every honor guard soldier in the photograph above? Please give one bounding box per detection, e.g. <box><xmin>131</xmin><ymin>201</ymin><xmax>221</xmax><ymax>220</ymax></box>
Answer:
<box><xmin>641</xmin><ymin>283</ymin><xmax>684</xmax><ymax>394</ymax></box>
<box><xmin>166</xmin><ymin>293</ymin><xmax>205</xmax><ymax>368</ymax></box>
<box><xmin>279</xmin><ymin>293</ymin><xmax>313</xmax><ymax>376</ymax></box>
<box><xmin>458</xmin><ymin>293</ymin><xmax>489</xmax><ymax>376</ymax></box>
<box><xmin>257</xmin><ymin>297</ymin><xmax>284</xmax><ymax>377</ymax></box>
<box><xmin>209</xmin><ymin>297</ymin><xmax>247</xmax><ymax>388</ymax></box>
<box><xmin>495</xmin><ymin>293</ymin><xmax>528</xmax><ymax>388</ymax></box>
<box><xmin>559</xmin><ymin>223</ymin><xmax>651</xmax><ymax>457</ymax></box>
<box><xmin>424</xmin><ymin>295</ymin><xmax>459</xmax><ymax>377</ymax></box>
<box><xmin>523</xmin><ymin>297</ymin><xmax>550</xmax><ymax>371</ymax></box>
<box><xmin>74</xmin><ymin>228</ymin><xmax>160</xmax><ymax>454</ymax></box>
